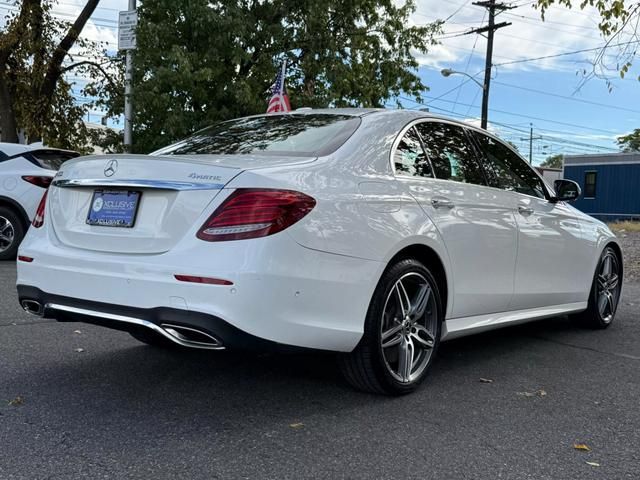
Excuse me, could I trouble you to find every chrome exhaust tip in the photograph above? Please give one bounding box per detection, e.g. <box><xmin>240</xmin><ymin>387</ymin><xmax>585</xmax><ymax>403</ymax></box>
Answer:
<box><xmin>160</xmin><ymin>323</ymin><xmax>223</xmax><ymax>349</ymax></box>
<box><xmin>21</xmin><ymin>300</ymin><xmax>43</xmax><ymax>317</ymax></box>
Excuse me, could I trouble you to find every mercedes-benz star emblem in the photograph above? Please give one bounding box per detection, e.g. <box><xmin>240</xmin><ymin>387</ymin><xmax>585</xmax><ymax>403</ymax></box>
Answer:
<box><xmin>104</xmin><ymin>159</ymin><xmax>118</xmax><ymax>177</ymax></box>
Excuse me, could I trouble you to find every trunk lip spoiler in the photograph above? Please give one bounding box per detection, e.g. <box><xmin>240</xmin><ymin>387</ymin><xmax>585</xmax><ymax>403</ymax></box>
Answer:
<box><xmin>51</xmin><ymin>178</ymin><xmax>226</xmax><ymax>191</ymax></box>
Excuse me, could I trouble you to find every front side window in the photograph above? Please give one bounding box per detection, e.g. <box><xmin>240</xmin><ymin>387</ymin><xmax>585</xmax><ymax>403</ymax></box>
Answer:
<box><xmin>416</xmin><ymin>122</ymin><xmax>486</xmax><ymax>186</ymax></box>
<box><xmin>472</xmin><ymin>132</ymin><xmax>547</xmax><ymax>199</ymax></box>
<box><xmin>393</xmin><ymin>127</ymin><xmax>433</xmax><ymax>178</ymax></box>
<box><xmin>584</xmin><ymin>171</ymin><xmax>597</xmax><ymax>198</ymax></box>
<box><xmin>152</xmin><ymin>114</ymin><xmax>361</xmax><ymax>157</ymax></box>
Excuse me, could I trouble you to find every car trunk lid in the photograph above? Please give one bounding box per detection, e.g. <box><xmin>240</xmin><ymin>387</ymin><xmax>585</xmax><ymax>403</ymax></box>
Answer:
<box><xmin>48</xmin><ymin>154</ymin><xmax>312</xmax><ymax>254</ymax></box>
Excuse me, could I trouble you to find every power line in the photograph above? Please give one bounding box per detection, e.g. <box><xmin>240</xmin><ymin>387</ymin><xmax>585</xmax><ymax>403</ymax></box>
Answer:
<box><xmin>445</xmin><ymin>0</ymin><xmax>473</xmax><ymax>21</ymax></box>
<box><xmin>493</xmin><ymin>40</ymin><xmax>640</xmax><ymax>66</ymax></box>
<box><xmin>399</xmin><ymin>100</ymin><xmax>617</xmax><ymax>153</ymax></box>
<box><xmin>492</xmin><ymin>81</ymin><xmax>640</xmax><ymax>114</ymax></box>
<box><xmin>421</xmin><ymin>95</ymin><xmax>620</xmax><ymax>134</ymax></box>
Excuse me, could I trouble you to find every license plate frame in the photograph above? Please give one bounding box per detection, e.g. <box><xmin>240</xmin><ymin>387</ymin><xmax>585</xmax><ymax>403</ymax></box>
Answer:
<box><xmin>86</xmin><ymin>190</ymin><xmax>141</xmax><ymax>228</ymax></box>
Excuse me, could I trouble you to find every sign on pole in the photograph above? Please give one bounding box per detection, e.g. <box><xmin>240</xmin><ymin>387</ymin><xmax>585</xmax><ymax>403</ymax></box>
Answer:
<box><xmin>118</xmin><ymin>10</ymin><xmax>137</xmax><ymax>50</ymax></box>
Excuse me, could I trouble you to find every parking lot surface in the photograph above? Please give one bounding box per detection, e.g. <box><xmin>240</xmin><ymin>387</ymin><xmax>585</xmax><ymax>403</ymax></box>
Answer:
<box><xmin>1</xmin><ymin>261</ymin><xmax>639</xmax><ymax>479</ymax></box>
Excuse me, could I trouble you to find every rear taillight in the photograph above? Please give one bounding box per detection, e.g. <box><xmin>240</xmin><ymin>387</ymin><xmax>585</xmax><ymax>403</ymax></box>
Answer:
<box><xmin>32</xmin><ymin>190</ymin><xmax>48</xmax><ymax>228</ymax></box>
<box><xmin>22</xmin><ymin>175</ymin><xmax>53</xmax><ymax>188</ymax></box>
<box><xmin>197</xmin><ymin>188</ymin><xmax>316</xmax><ymax>242</ymax></box>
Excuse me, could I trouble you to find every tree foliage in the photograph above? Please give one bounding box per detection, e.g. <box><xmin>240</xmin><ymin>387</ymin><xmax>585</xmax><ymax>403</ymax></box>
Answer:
<box><xmin>536</xmin><ymin>1</ymin><xmax>640</xmax><ymax>86</ymax></box>
<box><xmin>540</xmin><ymin>153</ymin><xmax>564</xmax><ymax>168</ymax></box>
<box><xmin>0</xmin><ymin>0</ymin><xmax>118</xmax><ymax>149</ymax></box>
<box><xmin>617</xmin><ymin>128</ymin><xmax>640</xmax><ymax>151</ymax></box>
<box><xmin>128</xmin><ymin>0</ymin><xmax>442</xmax><ymax>152</ymax></box>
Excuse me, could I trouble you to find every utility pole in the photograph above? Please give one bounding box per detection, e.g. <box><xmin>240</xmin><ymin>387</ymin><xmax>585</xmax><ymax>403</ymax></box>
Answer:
<box><xmin>468</xmin><ymin>1</ymin><xmax>513</xmax><ymax>129</ymax></box>
<box><xmin>520</xmin><ymin>123</ymin><xmax>543</xmax><ymax>164</ymax></box>
<box><xmin>119</xmin><ymin>0</ymin><xmax>137</xmax><ymax>152</ymax></box>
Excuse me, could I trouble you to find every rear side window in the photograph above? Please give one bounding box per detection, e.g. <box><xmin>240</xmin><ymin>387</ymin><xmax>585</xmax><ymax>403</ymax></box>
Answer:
<box><xmin>393</xmin><ymin>127</ymin><xmax>433</xmax><ymax>178</ymax></box>
<box><xmin>416</xmin><ymin>122</ymin><xmax>486</xmax><ymax>186</ymax></box>
<box><xmin>153</xmin><ymin>114</ymin><xmax>361</xmax><ymax>157</ymax></box>
<box><xmin>472</xmin><ymin>132</ymin><xmax>546</xmax><ymax>199</ymax></box>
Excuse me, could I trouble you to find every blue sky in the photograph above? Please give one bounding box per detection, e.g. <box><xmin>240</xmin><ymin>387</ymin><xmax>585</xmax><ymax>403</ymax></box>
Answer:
<box><xmin>3</xmin><ymin>0</ymin><xmax>639</xmax><ymax>164</ymax></box>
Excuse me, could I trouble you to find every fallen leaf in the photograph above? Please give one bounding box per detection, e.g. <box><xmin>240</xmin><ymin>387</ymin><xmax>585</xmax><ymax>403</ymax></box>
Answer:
<box><xmin>289</xmin><ymin>422</ymin><xmax>304</xmax><ymax>429</ymax></box>
<box><xmin>74</xmin><ymin>348</ymin><xmax>85</xmax><ymax>353</ymax></box>
<box><xmin>8</xmin><ymin>396</ymin><xmax>24</xmax><ymax>407</ymax></box>
<box><xmin>479</xmin><ymin>378</ymin><xmax>494</xmax><ymax>383</ymax></box>
<box><xmin>517</xmin><ymin>391</ymin><xmax>534</xmax><ymax>397</ymax></box>
<box><xmin>574</xmin><ymin>443</ymin><xmax>591</xmax><ymax>452</ymax></box>
<box><xmin>585</xmin><ymin>461</ymin><xmax>600</xmax><ymax>467</ymax></box>
<box><xmin>517</xmin><ymin>389</ymin><xmax>546</xmax><ymax>398</ymax></box>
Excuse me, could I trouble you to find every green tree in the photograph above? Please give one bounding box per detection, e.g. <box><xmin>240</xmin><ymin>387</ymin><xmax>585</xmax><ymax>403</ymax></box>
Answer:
<box><xmin>128</xmin><ymin>0</ymin><xmax>442</xmax><ymax>152</ymax></box>
<box><xmin>536</xmin><ymin>1</ymin><xmax>638</xmax><ymax>84</ymax></box>
<box><xmin>0</xmin><ymin>0</ymin><xmax>117</xmax><ymax>148</ymax></box>
<box><xmin>540</xmin><ymin>153</ymin><xmax>563</xmax><ymax>169</ymax></box>
<box><xmin>617</xmin><ymin>128</ymin><xmax>640</xmax><ymax>152</ymax></box>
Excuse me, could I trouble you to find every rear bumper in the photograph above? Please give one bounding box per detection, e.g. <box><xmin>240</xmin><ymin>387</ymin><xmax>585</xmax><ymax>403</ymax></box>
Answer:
<box><xmin>17</xmin><ymin>227</ymin><xmax>384</xmax><ymax>352</ymax></box>
<box><xmin>17</xmin><ymin>285</ymin><xmax>308</xmax><ymax>352</ymax></box>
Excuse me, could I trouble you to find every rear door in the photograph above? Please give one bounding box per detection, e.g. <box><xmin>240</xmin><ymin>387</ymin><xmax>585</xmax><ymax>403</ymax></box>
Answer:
<box><xmin>470</xmin><ymin>130</ymin><xmax>587</xmax><ymax>309</ymax></box>
<box><xmin>397</xmin><ymin>120</ymin><xmax>518</xmax><ymax>318</ymax></box>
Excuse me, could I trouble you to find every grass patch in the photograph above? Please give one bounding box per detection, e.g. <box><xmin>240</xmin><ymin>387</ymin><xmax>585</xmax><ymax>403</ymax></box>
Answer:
<box><xmin>609</xmin><ymin>221</ymin><xmax>640</xmax><ymax>233</ymax></box>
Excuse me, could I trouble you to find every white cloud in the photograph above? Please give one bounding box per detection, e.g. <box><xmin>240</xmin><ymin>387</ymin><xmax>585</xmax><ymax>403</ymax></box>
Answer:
<box><xmin>411</xmin><ymin>1</ymin><xmax>606</xmax><ymax>73</ymax></box>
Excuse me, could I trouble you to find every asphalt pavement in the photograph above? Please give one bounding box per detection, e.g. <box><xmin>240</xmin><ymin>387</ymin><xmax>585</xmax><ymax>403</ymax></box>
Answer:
<box><xmin>1</xmin><ymin>261</ymin><xmax>639</xmax><ymax>479</ymax></box>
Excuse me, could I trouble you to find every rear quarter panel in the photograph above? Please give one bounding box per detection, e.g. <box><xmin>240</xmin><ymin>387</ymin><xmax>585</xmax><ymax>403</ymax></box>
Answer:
<box><xmin>225</xmin><ymin>111</ymin><xmax>455</xmax><ymax>316</ymax></box>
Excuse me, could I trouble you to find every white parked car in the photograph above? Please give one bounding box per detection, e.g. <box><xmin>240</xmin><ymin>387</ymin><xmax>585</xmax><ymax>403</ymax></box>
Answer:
<box><xmin>16</xmin><ymin>110</ymin><xmax>622</xmax><ymax>394</ymax></box>
<box><xmin>0</xmin><ymin>143</ymin><xmax>79</xmax><ymax>259</ymax></box>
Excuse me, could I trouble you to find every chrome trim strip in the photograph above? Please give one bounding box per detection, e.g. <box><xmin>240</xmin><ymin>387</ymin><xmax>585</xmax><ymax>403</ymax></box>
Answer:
<box><xmin>44</xmin><ymin>303</ymin><xmax>225</xmax><ymax>350</ymax></box>
<box><xmin>52</xmin><ymin>178</ymin><xmax>225</xmax><ymax>191</ymax></box>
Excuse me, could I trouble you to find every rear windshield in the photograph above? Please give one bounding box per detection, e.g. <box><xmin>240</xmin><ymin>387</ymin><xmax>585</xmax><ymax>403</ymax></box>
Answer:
<box><xmin>27</xmin><ymin>150</ymin><xmax>80</xmax><ymax>170</ymax></box>
<box><xmin>153</xmin><ymin>114</ymin><xmax>361</xmax><ymax>157</ymax></box>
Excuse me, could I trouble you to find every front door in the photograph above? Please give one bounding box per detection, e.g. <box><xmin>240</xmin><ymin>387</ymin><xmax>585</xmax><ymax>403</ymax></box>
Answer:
<box><xmin>470</xmin><ymin>130</ymin><xmax>586</xmax><ymax>310</ymax></box>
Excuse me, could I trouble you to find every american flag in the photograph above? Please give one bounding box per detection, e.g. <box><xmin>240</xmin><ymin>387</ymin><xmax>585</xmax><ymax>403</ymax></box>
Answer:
<box><xmin>267</xmin><ymin>61</ymin><xmax>291</xmax><ymax>113</ymax></box>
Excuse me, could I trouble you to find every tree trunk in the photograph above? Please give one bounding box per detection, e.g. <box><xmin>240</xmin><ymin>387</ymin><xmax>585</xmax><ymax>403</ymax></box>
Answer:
<box><xmin>37</xmin><ymin>0</ymin><xmax>101</xmax><ymax>108</ymax></box>
<box><xmin>0</xmin><ymin>70</ymin><xmax>18</xmax><ymax>143</ymax></box>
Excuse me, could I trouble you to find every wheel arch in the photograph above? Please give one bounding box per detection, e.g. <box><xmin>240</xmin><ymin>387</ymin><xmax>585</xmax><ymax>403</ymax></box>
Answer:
<box><xmin>0</xmin><ymin>195</ymin><xmax>30</xmax><ymax>230</ymax></box>
<box><xmin>387</xmin><ymin>243</ymin><xmax>450</xmax><ymax>319</ymax></box>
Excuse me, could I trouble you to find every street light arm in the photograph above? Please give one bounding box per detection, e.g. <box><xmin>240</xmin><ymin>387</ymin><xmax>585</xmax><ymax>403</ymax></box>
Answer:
<box><xmin>440</xmin><ymin>69</ymin><xmax>486</xmax><ymax>91</ymax></box>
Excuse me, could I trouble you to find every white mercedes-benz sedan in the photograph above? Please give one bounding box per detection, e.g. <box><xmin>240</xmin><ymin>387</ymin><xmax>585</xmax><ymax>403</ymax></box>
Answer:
<box><xmin>17</xmin><ymin>109</ymin><xmax>622</xmax><ymax>394</ymax></box>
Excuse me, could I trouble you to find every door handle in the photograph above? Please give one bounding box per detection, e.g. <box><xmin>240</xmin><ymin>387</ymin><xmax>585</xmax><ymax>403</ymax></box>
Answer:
<box><xmin>518</xmin><ymin>205</ymin><xmax>534</xmax><ymax>215</ymax></box>
<box><xmin>431</xmin><ymin>197</ymin><xmax>454</xmax><ymax>209</ymax></box>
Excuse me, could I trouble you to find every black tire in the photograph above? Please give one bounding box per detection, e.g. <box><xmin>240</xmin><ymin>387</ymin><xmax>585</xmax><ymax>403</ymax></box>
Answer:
<box><xmin>0</xmin><ymin>206</ymin><xmax>25</xmax><ymax>261</ymax></box>
<box><xmin>129</xmin><ymin>329</ymin><xmax>178</xmax><ymax>348</ymax></box>
<box><xmin>572</xmin><ymin>246</ymin><xmax>622</xmax><ymax>329</ymax></box>
<box><xmin>340</xmin><ymin>258</ymin><xmax>443</xmax><ymax>395</ymax></box>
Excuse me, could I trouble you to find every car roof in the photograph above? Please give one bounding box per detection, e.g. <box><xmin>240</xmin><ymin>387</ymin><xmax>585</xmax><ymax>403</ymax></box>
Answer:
<box><xmin>257</xmin><ymin>107</ymin><xmax>474</xmax><ymax>127</ymax></box>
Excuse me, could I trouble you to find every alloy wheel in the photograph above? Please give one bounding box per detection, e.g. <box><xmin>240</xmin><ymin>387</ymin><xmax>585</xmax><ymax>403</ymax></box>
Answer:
<box><xmin>596</xmin><ymin>250</ymin><xmax>620</xmax><ymax>324</ymax></box>
<box><xmin>380</xmin><ymin>272</ymin><xmax>438</xmax><ymax>383</ymax></box>
<box><xmin>0</xmin><ymin>215</ymin><xmax>15</xmax><ymax>253</ymax></box>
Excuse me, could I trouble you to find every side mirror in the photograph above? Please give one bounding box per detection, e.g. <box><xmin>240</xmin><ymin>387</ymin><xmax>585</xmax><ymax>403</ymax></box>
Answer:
<box><xmin>552</xmin><ymin>179</ymin><xmax>581</xmax><ymax>203</ymax></box>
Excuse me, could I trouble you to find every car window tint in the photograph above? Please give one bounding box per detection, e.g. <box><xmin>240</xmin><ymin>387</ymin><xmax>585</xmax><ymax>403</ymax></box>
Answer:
<box><xmin>28</xmin><ymin>150</ymin><xmax>80</xmax><ymax>170</ymax></box>
<box><xmin>416</xmin><ymin>122</ymin><xmax>485</xmax><ymax>186</ymax></box>
<box><xmin>472</xmin><ymin>132</ymin><xmax>546</xmax><ymax>199</ymax></box>
<box><xmin>152</xmin><ymin>114</ymin><xmax>361</xmax><ymax>157</ymax></box>
<box><xmin>393</xmin><ymin>127</ymin><xmax>432</xmax><ymax>178</ymax></box>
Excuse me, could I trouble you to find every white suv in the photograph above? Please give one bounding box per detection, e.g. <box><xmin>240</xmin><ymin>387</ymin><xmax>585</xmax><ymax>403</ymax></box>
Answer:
<box><xmin>0</xmin><ymin>143</ymin><xmax>79</xmax><ymax>260</ymax></box>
